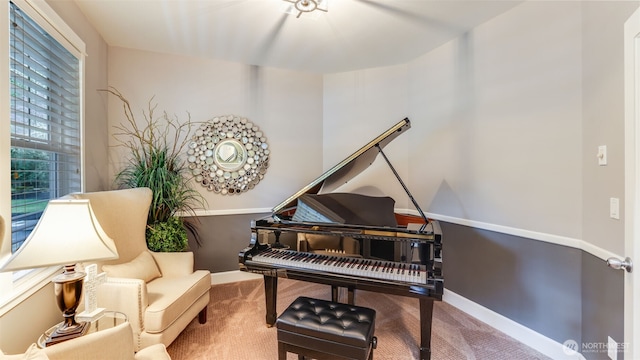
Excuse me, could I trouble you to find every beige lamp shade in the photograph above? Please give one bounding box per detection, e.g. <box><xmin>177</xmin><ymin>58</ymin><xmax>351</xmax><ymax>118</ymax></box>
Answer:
<box><xmin>0</xmin><ymin>199</ymin><xmax>118</xmax><ymax>272</ymax></box>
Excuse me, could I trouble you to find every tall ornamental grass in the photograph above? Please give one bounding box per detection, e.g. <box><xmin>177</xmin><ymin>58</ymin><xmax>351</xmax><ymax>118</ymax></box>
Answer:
<box><xmin>103</xmin><ymin>87</ymin><xmax>206</xmax><ymax>250</ymax></box>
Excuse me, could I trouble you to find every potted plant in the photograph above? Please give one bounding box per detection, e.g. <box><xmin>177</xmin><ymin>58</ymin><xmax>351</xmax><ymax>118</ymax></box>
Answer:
<box><xmin>103</xmin><ymin>87</ymin><xmax>206</xmax><ymax>251</ymax></box>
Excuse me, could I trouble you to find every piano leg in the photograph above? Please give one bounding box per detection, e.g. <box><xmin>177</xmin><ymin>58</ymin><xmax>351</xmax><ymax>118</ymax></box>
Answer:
<box><xmin>263</xmin><ymin>275</ymin><xmax>278</xmax><ymax>327</ymax></box>
<box><xmin>419</xmin><ymin>297</ymin><xmax>434</xmax><ymax>360</ymax></box>
<box><xmin>331</xmin><ymin>285</ymin><xmax>339</xmax><ymax>302</ymax></box>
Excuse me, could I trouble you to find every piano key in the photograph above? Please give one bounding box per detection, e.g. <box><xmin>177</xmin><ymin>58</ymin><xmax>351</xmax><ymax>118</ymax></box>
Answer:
<box><xmin>252</xmin><ymin>249</ymin><xmax>427</xmax><ymax>284</ymax></box>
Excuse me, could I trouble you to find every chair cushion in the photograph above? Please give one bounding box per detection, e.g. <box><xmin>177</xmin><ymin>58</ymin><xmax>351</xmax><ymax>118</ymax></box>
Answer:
<box><xmin>102</xmin><ymin>251</ymin><xmax>161</xmax><ymax>283</ymax></box>
<box><xmin>144</xmin><ymin>270</ymin><xmax>211</xmax><ymax>333</ymax></box>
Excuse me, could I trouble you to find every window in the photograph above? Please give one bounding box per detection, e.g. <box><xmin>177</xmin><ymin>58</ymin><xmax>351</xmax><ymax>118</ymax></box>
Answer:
<box><xmin>9</xmin><ymin>1</ymin><xmax>82</xmax><ymax>254</ymax></box>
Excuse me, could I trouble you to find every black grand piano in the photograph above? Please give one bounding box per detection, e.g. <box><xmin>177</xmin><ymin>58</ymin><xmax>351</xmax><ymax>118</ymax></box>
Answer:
<box><xmin>239</xmin><ymin>118</ymin><xmax>443</xmax><ymax>360</ymax></box>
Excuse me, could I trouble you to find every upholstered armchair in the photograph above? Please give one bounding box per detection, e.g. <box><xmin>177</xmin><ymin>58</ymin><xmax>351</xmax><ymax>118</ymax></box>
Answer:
<box><xmin>67</xmin><ymin>187</ymin><xmax>211</xmax><ymax>351</ymax></box>
<box><xmin>297</xmin><ymin>233</ymin><xmax>361</xmax><ymax>257</ymax></box>
<box><xmin>0</xmin><ymin>323</ymin><xmax>170</xmax><ymax>360</ymax></box>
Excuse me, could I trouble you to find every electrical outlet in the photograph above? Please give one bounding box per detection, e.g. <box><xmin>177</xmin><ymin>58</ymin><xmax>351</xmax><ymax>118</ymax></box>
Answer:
<box><xmin>608</xmin><ymin>336</ymin><xmax>617</xmax><ymax>360</ymax></box>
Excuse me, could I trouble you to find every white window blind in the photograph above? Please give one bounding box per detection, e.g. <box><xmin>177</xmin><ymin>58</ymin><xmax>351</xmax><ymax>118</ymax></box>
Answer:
<box><xmin>9</xmin><ymin>1</ymin><xmax>81</xmax><ymax>252</ymax></box>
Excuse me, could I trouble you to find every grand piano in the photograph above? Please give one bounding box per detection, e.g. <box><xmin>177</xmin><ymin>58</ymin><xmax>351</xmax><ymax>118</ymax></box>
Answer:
<box><xmin>239</xmin><ymin>118</ymin><xmax>443</xmax><ymax>360</ymax></box>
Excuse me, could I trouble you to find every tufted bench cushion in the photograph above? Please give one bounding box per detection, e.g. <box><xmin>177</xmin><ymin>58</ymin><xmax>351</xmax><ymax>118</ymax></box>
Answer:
<box><xmin>276</xmin><ymin>296</ymin><xmax>377</xmax><ymax>360</ymax></box>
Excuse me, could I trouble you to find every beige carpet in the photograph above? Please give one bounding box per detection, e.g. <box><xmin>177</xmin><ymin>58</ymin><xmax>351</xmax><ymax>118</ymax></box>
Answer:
<box><xmin>167</xmin><ymin>278</ymin><xmax>551</xmax><ymax>360</ymax></box>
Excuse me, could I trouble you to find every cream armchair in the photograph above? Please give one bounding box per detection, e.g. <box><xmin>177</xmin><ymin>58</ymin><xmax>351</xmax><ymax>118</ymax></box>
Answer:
<box><xmin>67</xmin><ymin>187</ymin><xmax>211</xmax><ymax>351</ymax></box>
<box><xmin>0</xmin><ymin>323</ymin><xmax>170</xmax><ymax>360</ymax></box>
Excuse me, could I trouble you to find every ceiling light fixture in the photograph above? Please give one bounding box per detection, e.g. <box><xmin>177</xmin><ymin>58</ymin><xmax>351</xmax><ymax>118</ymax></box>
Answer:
<box><xmin>283</xmin><ymin>0</ymin><xmax>328</xmax><ymax>18</ymax></box>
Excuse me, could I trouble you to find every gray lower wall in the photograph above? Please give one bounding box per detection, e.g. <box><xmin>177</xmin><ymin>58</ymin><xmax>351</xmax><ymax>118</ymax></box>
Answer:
<box><xmin>187</xmin><ymin>213</ymin><xmax>269</xmax><ymax>273</ymax></box>
<box><xmin>441</xmin><ymin>222</ymin><xmax>624</xmax><ymax>360</ymax></box>
<box><xmin>442</xmin><ymin>222</ymin><xmax>583</xmax><ymax>344</ymax></box>
<box><xmin>581</xmin><ymin>251</ymin><xmax>625</xmax><ymax>360</ymax></box>
<box><xmin>187</xmin><ymin>212</ymin><xmax>300</xmax><ymax>273</ymax></box>
<box><xmin>190</xmin><ymin>213</ymin><xmax>625</xmax><ymax>359</ymax></box>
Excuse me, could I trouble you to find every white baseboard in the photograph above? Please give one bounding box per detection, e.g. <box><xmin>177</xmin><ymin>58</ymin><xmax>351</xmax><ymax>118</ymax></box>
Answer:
<box><xmin>443</xmin><ymin>289</ymin><xmax>585</xmax><ymax>360</ymax></box>
<box><xmin>210</xmin><ymin>270</ymin><xmax>262</xmax><ymax>285</ymax></box>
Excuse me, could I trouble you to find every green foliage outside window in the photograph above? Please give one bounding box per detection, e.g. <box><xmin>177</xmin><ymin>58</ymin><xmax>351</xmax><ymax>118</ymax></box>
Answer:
<box><xmin>10</xmin><ymin>148</ymin><xmax>50</xmax><ymax>193</ymax></box>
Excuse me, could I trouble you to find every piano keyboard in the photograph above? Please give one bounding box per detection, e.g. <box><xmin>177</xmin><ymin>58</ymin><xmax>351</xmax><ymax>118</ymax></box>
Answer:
<box><xmin>252</xmin><ymin>248</ymin><xmax>427</xmax><ymax>284</ymax></box>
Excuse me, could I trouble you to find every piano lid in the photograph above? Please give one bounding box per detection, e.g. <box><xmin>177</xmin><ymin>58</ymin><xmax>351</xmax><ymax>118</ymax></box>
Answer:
<box><xmin>272</xmin><ymin>118</ymin><xmax>411</xmax><ymax>216</ymax></box>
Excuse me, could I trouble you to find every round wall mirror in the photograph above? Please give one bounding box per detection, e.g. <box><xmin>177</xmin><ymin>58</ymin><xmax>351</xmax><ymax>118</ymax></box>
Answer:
<box><xmin>214</xmin><ymin>139</ymin><xmax>247</xmax><ymax>171</ymax></box>
<box><xmin>187</xmin><ymin>115</ymin><xmax>269</xmax><ymax>195</ymax></box>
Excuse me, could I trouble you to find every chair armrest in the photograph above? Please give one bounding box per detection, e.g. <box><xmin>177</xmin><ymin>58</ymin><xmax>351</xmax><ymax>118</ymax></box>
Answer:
<box><xmin>134</xmin><ymin>344</ymin><xmax>171</xmax><ymax>360</ymax></box>
<box><xmin>44</xmin><ymin>323</ymin><xmax>134</xmax><ymax>360</ymax></box>
<box><xmin>97</xmin><ymin>278</ymin><xmax>148</xmax><ymax>338</ymax></box>
<box><xmin>151</xmin><ymin>251</ymin><xmax>194</xmax><ymax>277</ymax></box>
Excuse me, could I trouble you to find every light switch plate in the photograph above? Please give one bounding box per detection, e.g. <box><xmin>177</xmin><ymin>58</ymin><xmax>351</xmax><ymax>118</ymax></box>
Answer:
<box><xmin>610</xmin><ymin>198</ymin><xmax>620</xmax><ymax>220</ymax></box>
<box><xmin>598</xmin><ymin>145</ymin><xmax>607</xmax><ymax>165</ymax></box>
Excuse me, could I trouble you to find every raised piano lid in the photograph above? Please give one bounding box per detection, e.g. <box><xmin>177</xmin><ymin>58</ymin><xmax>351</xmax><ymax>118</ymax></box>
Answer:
<box><xmin>272</xmin><ymin>118</ymin><xmax>412</xmax><ymax>220</ymax></box>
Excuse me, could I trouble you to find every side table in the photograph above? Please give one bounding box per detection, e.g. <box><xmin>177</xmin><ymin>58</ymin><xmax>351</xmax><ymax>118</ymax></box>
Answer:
<box><xmin>38</xmin><ymin>311</ymin><xmax>128</xmax><ymax>348</ymax></box>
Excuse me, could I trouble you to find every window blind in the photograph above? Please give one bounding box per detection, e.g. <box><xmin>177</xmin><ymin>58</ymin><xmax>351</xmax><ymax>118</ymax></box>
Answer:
<box><xmin>9</xmin><ymin>2</ymin><xmax>81</xmax><ymax>252</ymax></box>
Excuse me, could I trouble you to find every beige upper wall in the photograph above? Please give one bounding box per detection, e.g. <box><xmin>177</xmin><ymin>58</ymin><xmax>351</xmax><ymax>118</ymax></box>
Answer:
<box><xmin>326</xmin><ymin>2</ymin><xmax>583</xmax><ymax>236</ymax></box>
<box><xmin>324</xmin><ymin>1</ymin><xmax>639</xmax><ymax>255</ymax></box>
<box><xmin>107</xmin><ymin>1</ymin><xmax>638</xmax><ymax>253</ymax></box>
<box><xmin>322</xmin><ymin>66</ymin><xmax>412</xmax><ymax>208</ymax></box>
<box><xmin>580</xmin><ymin>1</ymin><xmax>637</xmax><ymax>257</ymax></box>
<box><xmin>67</xmin><ymin>0</ymin><xmax>639</xmax><ymax>256</ymax></box>
<box><xmin>419</xmin><ymin>1</ymin><xmax>583</xmax><ymax>237</ymax></box>
<box><xmin>106</xmin><ymin>47</ymin><xmax>324</xmax><ymax>211</ymax></box>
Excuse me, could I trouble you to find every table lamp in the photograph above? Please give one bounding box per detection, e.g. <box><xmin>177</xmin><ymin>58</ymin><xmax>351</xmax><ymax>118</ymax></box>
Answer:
<box><xmin>0</xmin><ymin>199</ymin><xmax>118</xmax><ymax>345</ymax></box>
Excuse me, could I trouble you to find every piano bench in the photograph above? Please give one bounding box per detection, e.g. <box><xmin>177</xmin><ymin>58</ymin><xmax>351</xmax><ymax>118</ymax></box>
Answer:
<box><xmin>276</xmin><ymin>296</ymin><xmax>377</xmax><ymax>360</ymax></box>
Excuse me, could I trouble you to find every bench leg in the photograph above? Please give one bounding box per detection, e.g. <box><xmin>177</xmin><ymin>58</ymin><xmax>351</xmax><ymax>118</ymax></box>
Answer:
<box><xmin>198</xmin><ymin>307</ymin><xmax>207</xmax><ymax>324</ymax></box>
<box><xmin>278</xmin><ymin>341</ymin><xmax>287</xmax><ymax>360</ymax></box>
